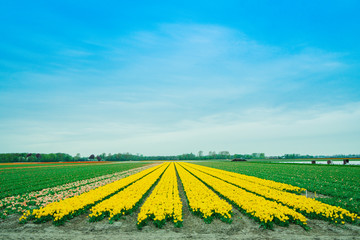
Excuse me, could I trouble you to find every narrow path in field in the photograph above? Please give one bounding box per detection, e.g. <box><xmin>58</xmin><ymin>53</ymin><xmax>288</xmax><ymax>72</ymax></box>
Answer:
<box><xmin>175</xmin><ymin>164</ymin><xmax>192</xmax><ymax>229</ymax></box>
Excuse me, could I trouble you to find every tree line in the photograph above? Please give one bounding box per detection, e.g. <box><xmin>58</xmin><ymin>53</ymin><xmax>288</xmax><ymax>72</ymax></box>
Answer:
<box><xmin>0</xmin><ymin>153</ymin><xmax>73</xmax><ymax>163</ymax></box>
<box><xmin>0</xmin><ymin>151</ymin><xmax>265</xmax><ymax>163</ymax></box>
<box><xmin>0</xmin><ymin>152</ymin><xmax>359</xmax><ymax>163</ymax></box>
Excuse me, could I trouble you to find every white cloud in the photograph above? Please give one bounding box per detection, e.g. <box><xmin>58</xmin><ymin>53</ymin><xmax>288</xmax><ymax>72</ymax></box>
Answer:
<box><xmin>1</xmin><ymin>102</ymin><xmax>359</xmax><ymax>156</ymax></box>
<box><xmin>1</xmin><ymin>23</ymin><xmax>358</xmax><ymax>156</ymax></box>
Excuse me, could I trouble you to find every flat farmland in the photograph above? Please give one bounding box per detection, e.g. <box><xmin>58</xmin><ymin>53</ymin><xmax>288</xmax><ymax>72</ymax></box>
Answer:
<box><xmin>0</xmin><ymin>162</ymin><xmax>150</xmax><ymax>199</ymax></box>
<box><xmin>1</xmin><ymin>161</ymin><xmax>359</xmax><ymax>239</ymax></box>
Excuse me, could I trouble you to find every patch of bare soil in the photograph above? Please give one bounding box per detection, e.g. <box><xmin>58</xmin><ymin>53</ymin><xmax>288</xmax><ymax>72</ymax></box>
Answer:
<box><xmin>301</xmin><ymin>190</ymin><xmax>331</xmax><ymax>199</ymax></box>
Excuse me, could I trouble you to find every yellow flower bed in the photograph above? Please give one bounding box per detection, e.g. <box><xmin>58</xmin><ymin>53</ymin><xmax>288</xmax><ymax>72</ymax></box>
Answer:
<box><xmin>137</xmin><ymin>163</ymin><xmax>182</xmax><ymax>229</ymax></box>
<box><xmin>88</xmin><ymin>163</ymin><xmax>169</xmax><ymax>222</ymax></box>
<box><xmin>176</xmin><ymin>163</ymin><xmax>232</xmax><ymax>223</ymax></box>
<box><xmin>179</xmin><ymin>163</ymin><xmax>307</xmax><ymax>229</ymax></box>
<box><xmin>192</xmin><ymin>164</ymin><xmax>305</xmax><ymax>193</ymax></box>
<box><xmin>19</xmin><ymin>163</ymin><xmax>164</xmax><ymax>225</ymax></box>
<box><xmin>184</xmin><ymin>163</ymin><xmax>360</xmax><ymax>225</ymax></box>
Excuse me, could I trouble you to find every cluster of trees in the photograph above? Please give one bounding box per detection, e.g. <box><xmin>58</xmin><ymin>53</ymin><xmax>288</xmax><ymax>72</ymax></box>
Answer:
<box><xmin>0</xmin><ymin>153</ymin><xmax>73</xmax><ymax>163</ymax></box>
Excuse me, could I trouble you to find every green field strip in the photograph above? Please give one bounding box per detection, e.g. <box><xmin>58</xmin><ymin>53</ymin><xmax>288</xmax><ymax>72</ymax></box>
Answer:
<box><xmin>0</xmin><ymin>163</ymin><xmax>150</xmax><ymax>199</ymax></box>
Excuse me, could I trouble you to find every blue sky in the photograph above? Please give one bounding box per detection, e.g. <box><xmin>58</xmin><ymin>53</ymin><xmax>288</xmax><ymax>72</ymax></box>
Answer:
<box><xmin>1</xmin><ymin>1</ymin><xmax>359</xmax><ymax>156</ymax></box>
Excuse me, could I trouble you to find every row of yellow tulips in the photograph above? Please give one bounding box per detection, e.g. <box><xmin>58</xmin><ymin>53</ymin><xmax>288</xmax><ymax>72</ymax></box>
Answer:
<box><xmin>88</xmin><ymin>163</ymin><xmax>169</xmax><ymax>222</ymax></box>
<box><xmin>137</xmin><ymin>163</ymin><xmax>182</xmax><ymax>229</ymax></box>
<box><xmin>195</xmin><ymin>164</ymin><xmax>305</xmax><ymax>193</ymax></box>
<box><xmin>176</xmin><ymin>163</ymin><xmax>232</xmax><ymax>223</ymax></box>
<box><xmin>185</xmin><ymin>163</ymin><xmax>360</xmax><ymax>224</ymax></box>
<box><xmin>19</xmin><ymin>163</ymin><xmax>165</xmax><ymax>225</ymax></box>
<box><xmin>179</xmin><ymin>163</ymin><xmax>308</xmax><ymax>229</ymax></box>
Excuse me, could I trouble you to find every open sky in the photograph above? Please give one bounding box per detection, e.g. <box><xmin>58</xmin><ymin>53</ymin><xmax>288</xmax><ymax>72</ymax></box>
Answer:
<box><xmin>1</xmin><ymin>1</ymin><xmax>359</xmax><ymax>157</ymax></box>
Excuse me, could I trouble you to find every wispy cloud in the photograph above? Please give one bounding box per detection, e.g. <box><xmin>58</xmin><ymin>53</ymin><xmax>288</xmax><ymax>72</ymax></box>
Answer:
<box><xmin>2</xmin><ymin>101</ymin><xmax>359</xmax><ymax>156</ymax></box>
<box><xmin>0</xmin><ymin>23</ymin><xmax>359</xmax><ymax>155</ymax></box>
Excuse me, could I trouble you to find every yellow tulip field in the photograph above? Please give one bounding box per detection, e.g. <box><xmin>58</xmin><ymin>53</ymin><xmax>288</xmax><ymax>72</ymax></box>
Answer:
<box><xmin>16</xmin><ymin>162</ymin><xmax>360</xmax><ymax>230</ymax></box>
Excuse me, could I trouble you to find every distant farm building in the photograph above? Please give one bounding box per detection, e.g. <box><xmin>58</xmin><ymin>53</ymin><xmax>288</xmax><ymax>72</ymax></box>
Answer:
<box><xmin>231</xmin><ymin>158</ymin><xmax>247</xmax><ymax>162</ymax></box>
